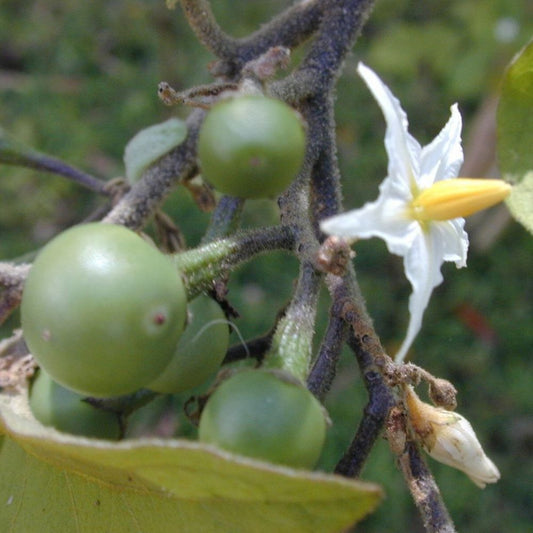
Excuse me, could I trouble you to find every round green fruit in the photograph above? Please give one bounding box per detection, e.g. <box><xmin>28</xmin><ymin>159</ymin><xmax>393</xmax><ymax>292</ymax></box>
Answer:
<box><xmin>198</xmin><ymin>369</ymin><xmax>327</xmax><ymax>469</ymax></box>
<box><xmin>29</xmin><ymin>369</ymin><xmax>121</xmax><ymax>439</ymax></box>
<box><xmin>148</xmin><ymin>295</ymin><xmax>229</xmax><ymax>394</ymax></box>
<box><xmin>21</xmin><ymin>223</ymin><xmax>187</xmax><ymax>397</ymax></box>
<box><xmin>197</xmin><ymin>95</ymin><xmax>306</xmax><ymax>199</ymax></box>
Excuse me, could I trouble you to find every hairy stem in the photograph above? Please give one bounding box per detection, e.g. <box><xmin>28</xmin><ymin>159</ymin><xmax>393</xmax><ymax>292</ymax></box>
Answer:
<box><xmin>233</xmin><ymin>0</ymin><xmax>324</xmax><ymax>67</ymax></box>
<box><xmin>272</xmin><ymin>0</ymin><xmax>375</xmax><ymax>103</ymax></box>
<box><xmin>0</xmin><ymin>129</ymin><xmax>110</xmax><ymax>195</ymax></box>
<box><xmin>335</xmin><ymin>330</ymin><xmax>396</xmax><ymax>477</ymax></box>
<box><xmin>309</xmin><ymin>97</ymin><xmax>344</xmax><ymax>231</ymax></box>
<box><xmin>184</xmin><ymin>0</ymin><xmax>324</xmax><ymax>77</ymax></box>
<box><xmin>173</xmin><ymin>225</ymin><xmax>295</xmax><ymax>298</ymax></box>
<box><xmin>299</xmin><ymin>0</ymin><xmax>375</xmax><ymax>93</ymax></box>
<box><xmin>397</xmin><ymin>441</ymin><xmax>456</xmax><ymax>533</ymax></box>
<box><xmin>103</xmin><ymin>109</ymin><xmax>203</xmax><ymax>229</ymax></box>
<box><xmin>263</xmin><ymin>261</ymin><xmax>322</xmax><ymax>382</ymax></box>
<box><xmin>307</xmin><ymin>276</ymin><xmax>349</xmax><ymax>401</ymax></box>
<box><xmin>317</xmin><ymin>267</ymin><xmax>396</xmax><ymax>476</ymax></box>
<box><xmin>179</xmin><ymin>0</ymin><xmax>239</xmax><ymax>60</ymax></box>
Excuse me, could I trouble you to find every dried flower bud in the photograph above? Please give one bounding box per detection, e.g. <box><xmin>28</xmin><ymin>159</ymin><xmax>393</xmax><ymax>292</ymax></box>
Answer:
<box><xmin>405</xmin><ymin>386</ymin><xmax>500</xmax><ymax>488</ymax></box>
<box><xmin>428</xmin><ymin>377</ymin><xmax>457</xmax><ymax>410</ymax></box>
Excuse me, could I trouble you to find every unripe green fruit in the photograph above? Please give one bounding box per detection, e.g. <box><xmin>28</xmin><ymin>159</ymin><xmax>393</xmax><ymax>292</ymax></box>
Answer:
<box><xmin>29</xmin><ymin>369</ymin><xmax>121</xmax><ymax>439</ymax></box>
<box><xmin>198</xmin><ymin>95</ymin><xmax>306</xmax><ymax>199</ymax></box>
<box><xmin>198</xmin><ymin>369</ymin><xmax>327</xmax><ymax>469</ymax></box>
<box><xmin>21</xmin><ymin>223</ymin><xmax>187</xmax><ymax>397</ymax></box>
<box><xmin>148</xmin><ymin>295</ymin><xmax>229</xmax><ymax>394</ymax></box>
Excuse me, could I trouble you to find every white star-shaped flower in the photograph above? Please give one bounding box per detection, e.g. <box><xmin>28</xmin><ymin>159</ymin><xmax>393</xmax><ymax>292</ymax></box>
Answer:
<box><xmin>321</xmin><ymin>63</ymin><xmax>510</xmax><ymax>363</ymax></box>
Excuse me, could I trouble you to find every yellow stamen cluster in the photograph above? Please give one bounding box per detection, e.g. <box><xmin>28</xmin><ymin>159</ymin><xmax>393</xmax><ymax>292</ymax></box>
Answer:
<box><xmin>410</xmin><ymin>178</ymin><xmax>511</xmax><ymax>222</ymax></box>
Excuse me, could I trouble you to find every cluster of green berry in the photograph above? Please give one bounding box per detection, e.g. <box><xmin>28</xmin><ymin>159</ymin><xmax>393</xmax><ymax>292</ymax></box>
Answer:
<box><xmin>22</xmin><ymin>95</ymin><xmax>326</xmax><ymax>469</ymax></box>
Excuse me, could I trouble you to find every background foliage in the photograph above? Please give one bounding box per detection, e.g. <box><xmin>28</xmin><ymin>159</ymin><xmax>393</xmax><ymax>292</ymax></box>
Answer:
<box><xmin>1</xmin><ymin>1</ymin><xmax>531</xmax><ymax>530</ymax></box>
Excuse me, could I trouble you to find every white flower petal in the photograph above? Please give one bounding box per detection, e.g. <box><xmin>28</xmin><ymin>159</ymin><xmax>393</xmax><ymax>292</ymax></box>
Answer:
<box><xmin>428</xmin><ymin>413</ymin><xmax>501</xmax><ymax>489</ymax></box>
<box><xmin>465</xmin><ymin>456</ymin><xmax>501</xmax><ymax>489</ymax></box>
<box><xmin>419</xmin><ymin>104</ymin><xmax>463</xmax><ymax>189</ymax></box>
<box><xmin>357</xmin><ymin>63</ymin><xmax>421</xmax><ymax>194</ymax></box>
<box><xmin>326</xmin><ymin>64</ymin><xmax>469</xmax><ymax>364</ymax></box>
<box><xmin>432</xmin><ymin>219</ymin><xmax>468</xmax><ymax>267</ymax></box>
<box><xmin>320</xmin><ymin>184</ymin><xmax>414</xmax><ymax>250</ymax></box>
<box><xmin>395</xmin><ymin>230</ymin><xmax>446</xmax><ymax>363</ymax></box>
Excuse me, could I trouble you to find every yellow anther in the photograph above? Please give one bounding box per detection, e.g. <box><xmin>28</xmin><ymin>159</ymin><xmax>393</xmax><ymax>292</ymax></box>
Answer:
<box><xmin>411</xmin><ymin>178</ymin><xmax>511</xmax><ymax>221</ymax></box>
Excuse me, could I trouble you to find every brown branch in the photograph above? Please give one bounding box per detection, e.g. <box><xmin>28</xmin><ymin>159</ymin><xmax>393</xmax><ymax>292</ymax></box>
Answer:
<box><xmin>396</xmin><ymin>440</ymin><xmax>457</xmax><ymax>533</ymax></box>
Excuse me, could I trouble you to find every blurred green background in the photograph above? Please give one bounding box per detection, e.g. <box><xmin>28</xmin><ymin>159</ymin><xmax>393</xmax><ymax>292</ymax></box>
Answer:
<box><xmin>1</xmin><ymin>1</ymin><xmax>531</xmax><ymax>531</ymax></box>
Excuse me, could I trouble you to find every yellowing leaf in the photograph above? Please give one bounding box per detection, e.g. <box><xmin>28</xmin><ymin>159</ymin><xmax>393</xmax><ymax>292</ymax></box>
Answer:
<box><xmin>497</xmin><ymin>38</ymin><xmax>533</xmax><ymax>182</ymax></box>
<box><xmin>497</xmin><ymin>38</ymin><xmax>533</xmax><ymax>233</ymax></box>
<box><xmin>0</xmin><ymin>388</ymin><xmax>382</xmax><ymax>532</ymax></box>
<box><xmin>505</xmin><ymin>171</ymin><xmax>533</xmax><ymax>234</ymax></box>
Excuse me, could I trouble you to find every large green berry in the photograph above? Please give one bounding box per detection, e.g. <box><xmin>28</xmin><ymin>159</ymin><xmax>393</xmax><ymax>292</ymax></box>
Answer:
<box><xmin>21</xmin><ymin>223</ymin><xmax>187</xmax><ymax>397</ymax></box>
<box><xmin>198</xmin><ymin>370</ymin><xmax>327</xmax><ymax>469</ymax></box>
<box><xmin>148</xmin><ymin>295</ymin><xmax>229</xmax><ymax>394</ymax></box>
<box><xmin>29</xmin><ymin>369</ymin><xmax>121</xmax><ymax>439</ymax></box>
<box><xmin>198</xmin><ymin>95</ymin><xmax>306</xmax><ymax>199</ymax></box>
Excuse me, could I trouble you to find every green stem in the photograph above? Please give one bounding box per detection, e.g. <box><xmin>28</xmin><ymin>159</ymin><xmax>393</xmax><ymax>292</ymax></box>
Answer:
<box><xmin>262</xmin><ymin>261</ymin><xmax>321</xmax><ymax>383</ymax></box>
<box><xmin>173</xmin><ymin>225</ymin><xmax>295</xmax><ymax>298</ymax></box>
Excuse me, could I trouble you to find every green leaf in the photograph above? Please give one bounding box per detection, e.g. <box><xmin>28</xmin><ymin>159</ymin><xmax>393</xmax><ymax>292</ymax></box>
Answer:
<box><xmin>124</xmin><ymin>118</ymin><xmax>187</xmax><ymax>184</ymax></box>
<box><xmin>497</xmin><ymin>38</ymin><xmax>533</xmax><ymax>232</ymax></box>
<box><xmin>0</xmin><ymin>387</ymin><xmax>382</xmax><ymax>532</ymax></box>
<box><xmin>504</xmin><ymin>171</ymin><xmax>533</xmax><ymax>234</ymax></box>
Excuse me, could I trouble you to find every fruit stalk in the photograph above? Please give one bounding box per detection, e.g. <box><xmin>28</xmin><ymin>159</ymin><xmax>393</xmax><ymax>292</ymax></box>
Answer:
<box><xmin>173</xmin><ymin>225</ymin><xmax>295</xmax><ymax>298</ymax></box>
<box><xmin>262</xmin><ymin>261</ymin><xmax>321</xmax><ymax>383</ymax></box>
